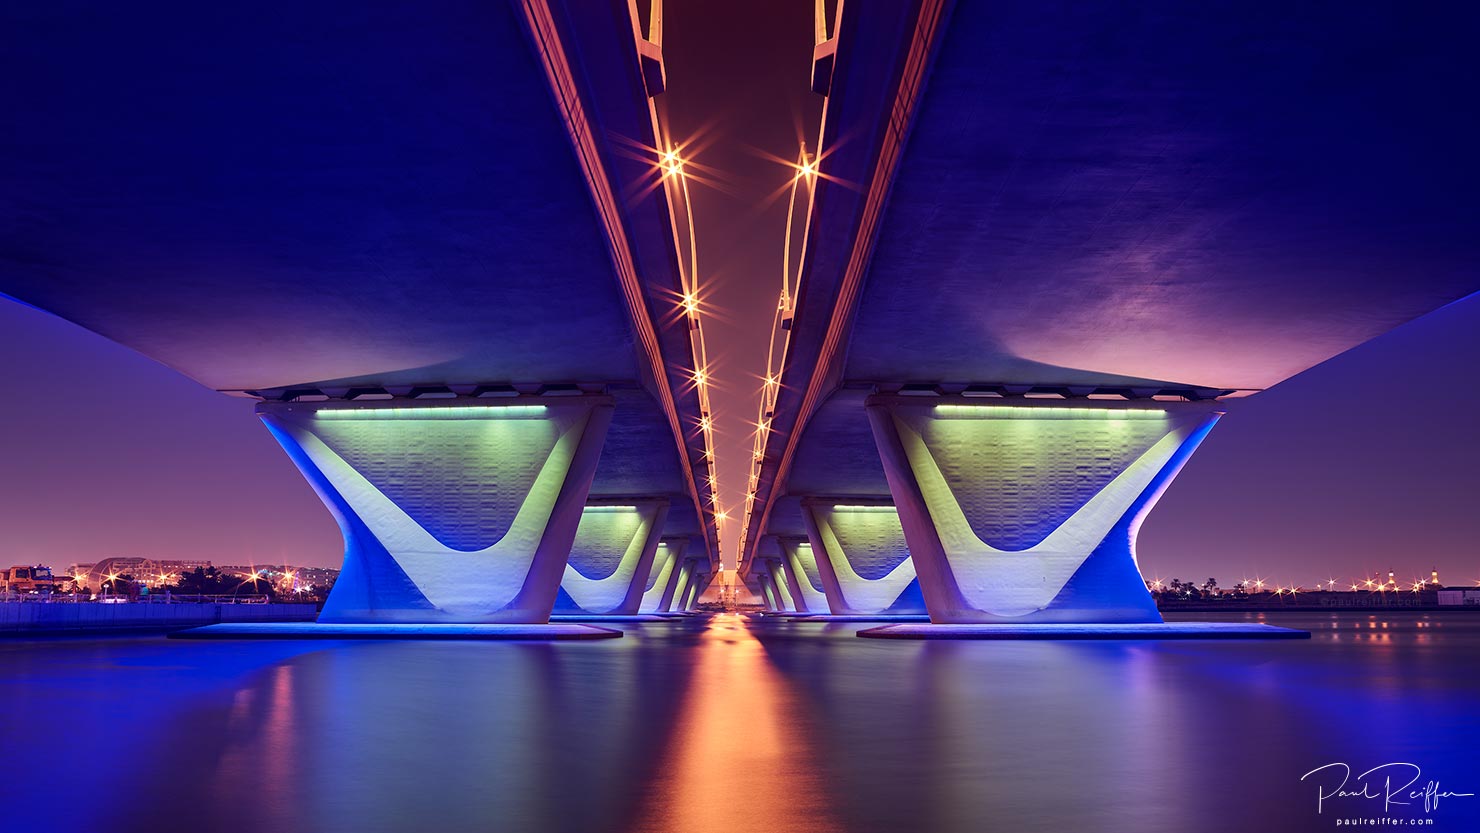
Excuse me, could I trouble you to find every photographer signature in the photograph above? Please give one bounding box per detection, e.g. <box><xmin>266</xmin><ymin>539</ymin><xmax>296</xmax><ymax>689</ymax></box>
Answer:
<box><xmin>1302</xmin><ymin>763</ymin><xmax>1474</xmax><ymax>814</ymax></box>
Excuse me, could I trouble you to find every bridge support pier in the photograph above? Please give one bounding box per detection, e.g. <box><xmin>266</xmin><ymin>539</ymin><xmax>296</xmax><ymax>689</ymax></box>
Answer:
<box><xmin>639</xmin><ymin>539</ymin><xmax>687</xmax><ymax>613</ymax></box>
<box><xmin>761</xmin><ymin>558</ymin><xmax>800</xmax><ymax>612</ymax></box>
<box><xmin>867</xmin><ymin>397</ymin><xmax>1222</xmax><ymax>624</ymax></box>
<box><xmin>756</xmin><ymin>571</ymin><xmax>779</xmax><ymax>612</ymax></box>
<box><xmin>778</xmin><ymin>538</ymin><xmax>829</xmax><ymax>613</ymax></box>
<box><xmin>259</xmin><ymin>397</ymin><xmax>612</xmax><ymax>623</ymax></box>
<box><xmin>659</xmin><ymin>555</ymin><xmax>698</xmax><ymax>613</ymax></box>
<box><xmin>799</xmin><ymin>499</ymin><xmax>925</xmax><ymax>615</ymax></box>
<box><xmin>680</xmin><ymin>570</ymin><xmax>711</xmax><ymax>612</ymax></box>
<box><xmin>554</xmin><ymin>499</ymin><xmax>669</xmax><ymax>615</ymax></box>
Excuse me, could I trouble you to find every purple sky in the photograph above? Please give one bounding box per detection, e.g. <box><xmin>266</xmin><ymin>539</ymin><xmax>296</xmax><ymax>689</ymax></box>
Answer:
<box><xmin>2</xmin><ymin>2</ymin><xmax>1476</xmax><ymax>587</ymax></box>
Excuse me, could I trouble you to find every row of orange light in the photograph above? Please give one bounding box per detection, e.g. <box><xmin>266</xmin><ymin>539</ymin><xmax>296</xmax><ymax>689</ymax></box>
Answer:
<box><xmin>736</xmin><ymin>148</ymin><xmax>820</xmax><ymax>570</ymax></box>
<box><xmin>660</xmin><ymin>142</ymin><xmax>725</xmax><ymax>529</ymax></box>
<box><xmin>659</xmin><ymin>139</ymin><xmax>823</xmax><ymax>564</ymax></box>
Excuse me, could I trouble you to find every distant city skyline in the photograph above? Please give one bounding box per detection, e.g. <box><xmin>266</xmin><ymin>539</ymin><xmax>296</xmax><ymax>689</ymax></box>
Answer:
<box><xmin>1</xmin><ymin>291</ymin><xmax>1476</xmax><ymax>584</ymax></box>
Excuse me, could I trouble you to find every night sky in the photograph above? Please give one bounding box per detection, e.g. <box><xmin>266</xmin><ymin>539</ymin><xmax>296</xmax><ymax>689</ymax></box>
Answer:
<box><xmin>1</xmin><ymin>2</ymin><xmax>1476</xmax><ymax>587</ymax></box>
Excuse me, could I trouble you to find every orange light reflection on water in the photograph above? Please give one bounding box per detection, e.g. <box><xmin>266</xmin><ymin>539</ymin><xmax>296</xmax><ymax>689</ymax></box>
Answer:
<box><xmin>628</xmin><ymin>614</ymin><xmax>841</xmax><ymax>833</ymax></box>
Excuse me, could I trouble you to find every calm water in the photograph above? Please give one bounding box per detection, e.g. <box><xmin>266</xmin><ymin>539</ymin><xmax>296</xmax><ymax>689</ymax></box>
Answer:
<box><xmin>3</xmin><ymin>612</ymin><xmax>1478</xmax><ymax>833</ymax></box>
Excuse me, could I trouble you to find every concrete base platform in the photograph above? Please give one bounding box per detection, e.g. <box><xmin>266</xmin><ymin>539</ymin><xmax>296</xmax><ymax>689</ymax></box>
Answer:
<box><xmin>549</xmin><ymin>614</ymin><xmax>667</xmax><ymax>623</ymax></box>
<box><xmin>857</xmin><ymin>622</ymin><xmax>1309</xmax><ymax>640</ymax></box>
<box><xmin>169</xmin><ymin>622</ymin><xmax>622</xmax><ymax>641</ymax></box>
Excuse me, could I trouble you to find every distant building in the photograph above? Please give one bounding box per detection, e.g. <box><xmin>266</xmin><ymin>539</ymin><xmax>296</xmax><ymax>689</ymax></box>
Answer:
<box><xmin>75</xmin><ymin>557</ymin><xmax>214</xmax><ymax>591</ymax></box>
<box><xmin>293</xmin><ymin>567</ymin><xmax>339</xmax><ymax>592</ymax></box>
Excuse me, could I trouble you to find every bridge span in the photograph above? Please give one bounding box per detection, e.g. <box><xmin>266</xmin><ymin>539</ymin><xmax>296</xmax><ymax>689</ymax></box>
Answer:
<box><xmin>2</xmin><ymin>1</ymin><xmax>1476</xmax><ymax>629</ymax></box>
<box><xmin>1</xmin><ymin>0</ymin><xmax>718</xmax><ymax>623</ymax></box>
<box><xmin>739</xmin><ymin>0</ymin><xmax>1480</xmax><ymax>625</ymax></box>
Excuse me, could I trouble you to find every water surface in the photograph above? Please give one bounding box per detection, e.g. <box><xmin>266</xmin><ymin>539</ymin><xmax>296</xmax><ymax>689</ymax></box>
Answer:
<box><xmin>2</xmin><ymin>612</ymin><xmax>1476</xmax><ymax>832</ymax></box>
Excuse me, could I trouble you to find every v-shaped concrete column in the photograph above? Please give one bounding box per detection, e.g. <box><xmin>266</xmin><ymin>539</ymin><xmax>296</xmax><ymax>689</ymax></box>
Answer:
<box><xmin>554</xmin><ymin>498</ymin><xmax>670</xmax><ymax>615</ymax></box>
<box><xmin>867</xmin><ymin>397</ymin><xmax>1222</xmax><ymax>624</ymax></box>
<box><xmin>679</xmin><ymin>570</ymin><xmax>710</xmax><ymax>611</ymax></box>
<box><xmin>762</xmin><ymin>558</ymin><xmax>799</xmax><ymax>612</ymax></box>
<box><xmin>800</xmin><ymin>499</ymin><xmax>925</xmax><ymax>615</ymax></box>
<box><xmin>639</xmin><ymin>539</ymin><xmax>687</xmax><ymax>613</ymax></box>
<box><xmin>777</xmin><ymin>537</ymin><xmax>829</xmax><ymax>613</ymax></box>
<box><xmin>659</xmin><ymin>554</ymin><xmax>699</xmax><ymax>613</ymax></box>
<box><xmin>755</xmin><ymin>571</ymin><xmax>778</xmax><ymax>611</ymax></box>
<box><xmin>260</xmin><ymin>397</ymin><xmax>612</xmax><ymax>623</ymax></box>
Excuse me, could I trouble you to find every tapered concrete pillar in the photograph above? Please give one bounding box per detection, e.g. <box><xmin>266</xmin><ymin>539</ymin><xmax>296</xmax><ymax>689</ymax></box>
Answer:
<box><xmin>680</xmin><ymin>571</ymin><xmax>709</xmax><ymax>611</ymax></box>
<box><xmin>696</xmin><ymin>574</ymin><xmax>714</xmax><ymax>609</ymax></box>
<box><xmin>778</xmin><ymin>537</ymin><xmax>829</xmax><ymax>613</ymax></box>
<box><xmin>867</xmin><ymin>397</ymin><xmax>1222</xmax><ymax>624</ymax></box>
<box><xmin>639</xmin><ymin>539</ymin><xmax>687</xmax><ymax>613</ymax></box>
<box><xmin>757</xmin><ymin>574</ymin><xmax>779</xmax><ymax>611</ymax></box>
<box><xmin>662</xmin><ymin>557</ymin><xmax>696</xmax><ymax>613</ymax></box>
<box><xmin>763</xmin><ymin>559</ymin><xmax>799</xmax><ymax>612</ymax></box>
<box><xmin>800</xmin><ymin>499</ymin><xmax>926</xmax><ymax>615</ymax></box>
<box><xmin>554</xmin><ymin>498</ymin><xmax>669</xmax><ymax>614</ymax></box>
<box><xmin>259</xmin><ymin>397</ymin><xmax>612</xmax><ymax>623</ymax></box>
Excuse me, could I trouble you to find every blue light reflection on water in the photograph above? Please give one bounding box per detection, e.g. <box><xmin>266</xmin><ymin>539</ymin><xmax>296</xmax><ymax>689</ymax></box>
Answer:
<box><xmin>1</xmin><ymin>612</ymin><xmax>1476</xmax><ymax>833</ymax></box>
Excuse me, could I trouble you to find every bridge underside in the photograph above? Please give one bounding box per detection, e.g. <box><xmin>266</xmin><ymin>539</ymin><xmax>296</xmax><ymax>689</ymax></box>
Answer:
<box><xmin>1</xmin><ymin>0</ymin><xmax>719</xmax><ymax>623</ymax></box>
<box><xmin>744</xmin><ymin>0</ymin><xmax>1480</xmax><ymax>626</ymax></box>
<box><xmin>0</xmin><ymin>0</ymin><xmax>679</xmax><ymax>395</ymax></box>
<box><xmin>846</xmin><ymin>0</ymin><xmax>1480</xmax><ymax>393</ymax></box>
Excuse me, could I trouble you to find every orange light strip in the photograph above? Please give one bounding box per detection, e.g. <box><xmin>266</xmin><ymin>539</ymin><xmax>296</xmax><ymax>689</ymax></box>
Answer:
<box><xmin>737</xmin><ymin>147</ymin><xmax>817</xmax><ymax>565</ymax></box>
<box><xmin>521</xmin><ymin>1</ymin><xmax>720</xmax><ymax>563</ymax></box>
<box><xmin>743</xmin><ymin>0</ymin><xmax>949</xmax><ymax>571</ymax></box>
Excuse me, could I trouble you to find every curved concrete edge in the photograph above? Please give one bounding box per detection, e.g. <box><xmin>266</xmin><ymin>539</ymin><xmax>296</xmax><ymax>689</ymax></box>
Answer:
<box><xmin>856</xmin><ymin>622</ymin><xmax>1310</xmax><ymax>640</ymax></box>
<box><xmin>168</xmin><ymin>622</ymin><xmax>622</xmax><ymax>640</ymax></box>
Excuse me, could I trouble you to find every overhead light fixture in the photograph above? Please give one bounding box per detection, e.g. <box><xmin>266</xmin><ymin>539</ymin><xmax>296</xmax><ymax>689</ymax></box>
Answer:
<box><xmin>314</xmin><ymin>405</ymin><xmax>547</xmax><ymax>419</ymax></box>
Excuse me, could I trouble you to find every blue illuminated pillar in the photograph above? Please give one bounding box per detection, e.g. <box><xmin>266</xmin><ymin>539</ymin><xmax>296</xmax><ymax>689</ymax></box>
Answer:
<box><xmin>259</xmin><ymin>396</ymin><xmax>613</xmax><ymax>623</ymax></box>
<box><xmin>867</xmin><ymin>397</ymin><xmax>1222</xmax><ymax>624</ymax></box>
